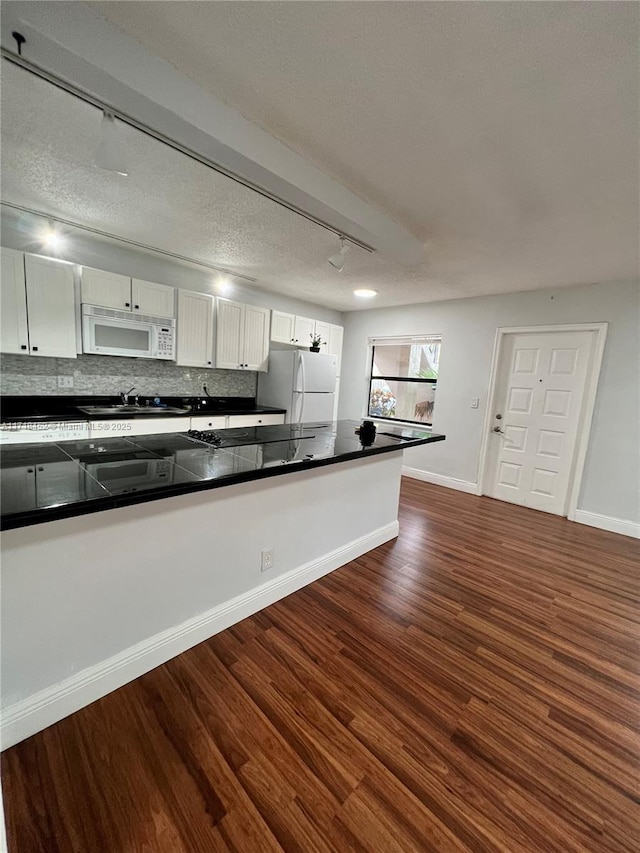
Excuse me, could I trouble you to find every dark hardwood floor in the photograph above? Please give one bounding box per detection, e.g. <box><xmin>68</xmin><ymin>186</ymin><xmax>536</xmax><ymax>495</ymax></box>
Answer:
<box><xmin>3</xmin><ymin>479</ymin><xmax>639</xmax><ymax>852</ymax></box>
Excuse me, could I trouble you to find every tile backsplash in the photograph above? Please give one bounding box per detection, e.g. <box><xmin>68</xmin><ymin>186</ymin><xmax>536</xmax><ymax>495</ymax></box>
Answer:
<box><xmin>0</xmin><ymin>354</ymin><xmax>257</xmax><ymax>397</ymax></box>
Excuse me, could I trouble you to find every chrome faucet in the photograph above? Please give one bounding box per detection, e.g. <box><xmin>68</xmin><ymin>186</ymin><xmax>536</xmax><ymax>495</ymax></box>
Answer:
<box><xmin>121</xmin><ymin>386</ymin><xmax>136</xmax><ymax>405</ymax></box>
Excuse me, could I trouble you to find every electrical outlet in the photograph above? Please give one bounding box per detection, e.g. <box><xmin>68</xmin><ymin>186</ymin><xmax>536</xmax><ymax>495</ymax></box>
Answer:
<box><xmin>261</xmin><ymin>547</ymin><xmax>275</xmax><ymax>572</ymax></box>
<box><xmin>58</xmin><ymin>375</ymin><xmax>74</xmax><ymax>389</ymax></box>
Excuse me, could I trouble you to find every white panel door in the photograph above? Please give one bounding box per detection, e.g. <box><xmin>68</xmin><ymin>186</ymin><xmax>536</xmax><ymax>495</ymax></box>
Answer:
<box><xmin>176</xmin><ymin>290</ymin><xmax>214</xmax><ymax>367</ymax></box>
<box><xmin>81</xmin><ymin>267</ymin><xmax>131</xmax><ymax>309</ymax></box>
<box><xmin>24</xmin><ymin>255</ymin><xmax>77</xmax><ymax>358</ymax></box>
<box><xmin>0</xmin><ymin>247</ymin><xmax>29</xmax><ymax>355</ymax></box>
<box><xmin>484</xmin><ymin>330</ymin><xmax>595</xmax><ymax>515</ymax></box>
<box><xmin>131</xmin><ymin>279</ymin><xmax>175</xmax><ymax>317</ymax></box>
<box><xmin>216</xmin><ymin>298</ymin><xmax>244</xmax><ymax>369</ymax></box>
<box><xmin>328</xmin><ymin>324</ymin><xmax>344</xmax><ymax>375</ymax></box>
<box><xmin>271</xmin><ymin>310</ymin><xmax>296</xmax><ymax>344</ymax></box>
<box><xmin>294</xmin><ymin>315</ymin><xmax>315</xmax><ymax>347</ymax></box>
<box><xmin>243</xmin><ymin>304</ymin><xmax>270</xmax><ymax>372</ymax></box>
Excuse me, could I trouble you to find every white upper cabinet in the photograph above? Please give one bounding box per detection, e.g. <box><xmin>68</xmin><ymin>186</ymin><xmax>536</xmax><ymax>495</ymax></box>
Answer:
<box><xmin>176</xmin><ymin>289</ymin><xmax>214</xmax><ymax>367</ymax></box>
<box><xmin>270</xmin><ymin>310</ymin><xmax>296</xmax><ymax>344</ymax></box>
<box><xmin>328</xmin><ymin>324</ymin><xmax>344</xmax><ymax>375</ymax></box>
<box><xmin>294</xmin><ymin>315</ymin><xmax>315</xmax><ymax>348</ymax></box>
<box><xmin>216</xmin><ymin>298</ymin><xmax>244</xmax><ymax>369</ymax></box>
<box><xmin>131</xmin><ymin>279</ymin><xmax>175</xmax><ymax>317</ymax></box>
<box><xmin>314</xmin><ymin>321</ymin><xmax>331</xmax><ymax>353</ymax></box>
<box><xmin>81</xmin><ymin>267</ymin><xmax>131</xmax><ymax>310</ymax></box>
<box><xmin>216</xmin><ymin>298</ymin><xmax>270</xmax><ymax>372</ymax></box>
<box><xmin>24</xmin><ymin>255</ymin><xmax>77</xmax><ymax>358</ymax></box>
<box><xmin>81</xmin><ymin>267</ymin><xmax>175</xmax><ymax>317</ymax></box>
<box><xmin>0</xmin><ymin>247</ymin><xmax>29</xmax><ymax>355</ymax></box>
<box><xmin>271</xmin><ymin>310</ymin><xmax>340</xmax><ymax>357</ymax></box>
<box><xmin>243</xmin><ymin>304</ymin><xmax>271</xmax><ymax>371</ymax></box>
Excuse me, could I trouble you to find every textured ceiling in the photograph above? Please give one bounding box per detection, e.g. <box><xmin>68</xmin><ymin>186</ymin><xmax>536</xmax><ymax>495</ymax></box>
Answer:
<box><xmin>2</xmin><ymin>1</ymin><xmax>638</xmax><ymax>310</ymax></box>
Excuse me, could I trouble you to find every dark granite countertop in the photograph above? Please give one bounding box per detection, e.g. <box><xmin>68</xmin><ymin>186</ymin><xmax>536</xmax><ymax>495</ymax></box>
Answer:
<box><xmin>0</xmin><ymin>420</ymin><xmax>445</xmax><ymax>530</ymax></box>
<box><xmin>0</xmin><ymin>395</ymin><xmax>285</xmax><ymax>422</ymax></box>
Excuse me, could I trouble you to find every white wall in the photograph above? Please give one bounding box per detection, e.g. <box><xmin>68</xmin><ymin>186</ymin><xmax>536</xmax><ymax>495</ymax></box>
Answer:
<box><xmin>339</xmin><ymin>280</ymin><xmax>640</xmax><ymax>524</ymax></box>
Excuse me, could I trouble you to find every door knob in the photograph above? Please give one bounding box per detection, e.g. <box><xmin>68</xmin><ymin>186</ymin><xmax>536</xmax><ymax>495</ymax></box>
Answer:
<box><xmin>495</xmin><ymin>413</ymin><xmax>503</xmax><ymax>420</ymax></box>
<box><xmin>493</xmin><ymin>426</ymin><xmax>504</xmax><ymax>434</ymax></box>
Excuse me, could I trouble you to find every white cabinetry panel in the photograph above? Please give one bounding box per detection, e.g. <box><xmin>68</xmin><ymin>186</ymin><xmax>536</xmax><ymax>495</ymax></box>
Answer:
<box><xmin>216</xmin><ymin>298</ymin><xmax>244</xmax><ymax>369</ymax></box>
<box><xmin>177</xmin><ymin>290</ymin><xmax>214</xmax><ymax>367</ymax></box>
<box><xmin>131</xmin><ymin>279</ymin><xmax>175</xmax><ymax>317</ymax></box>
<box><xmin>243</xmin><ymin>304</ymin><xmax>270</xmax><ymax>371</ymax></box>
<box><xmin>314</xmin><ymin>321</ymin><xmax>331</xmax><ymax>353</ymax></box>
<box><xmin>81</xmin><ymin>267</ymin><xmax>131</xmax><ymax>309</ymax></box>
<box><xmin>227</xmin><ymin>413</ymin><xmax>285</xmax><ymax>427</ymax></box>
<box><xmin>216</xmin><ymin>298</ymin><xmax>270</xmax><ymax>372</ymax></box>
<box><xmin>24</xmin><ymin>255</ymin><xmax>77</xmax><ymax>358</ymax></box>
<box><xmin>329</xmin><ymin>324</ymin><xmax>344</xmax><ymax>375</ymax></box>
<box><xmin>0</xmin><ymin>247</ymin><xmax>28</xmax><ymax>355</ymax></box>
<box><xmin>270</xmin><ymin>311</ymin><xmax>296</xmax><ymax>344</ymax></box>
<box><xmin>294</xmin><ymin>316</ymin><xmax>315</xmax><ymax>348</ymax></box>
<box><xmin>190</xmin><ymin>415</ymin><xmax>227</xmax><ymax>430</ymax></box>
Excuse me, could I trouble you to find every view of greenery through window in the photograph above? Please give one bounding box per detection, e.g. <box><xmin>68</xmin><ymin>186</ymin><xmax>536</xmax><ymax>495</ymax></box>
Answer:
<box><xmin>368</xmin><ymin>338</ymin><xmax>441</xmax><ymax>425</ymax></box>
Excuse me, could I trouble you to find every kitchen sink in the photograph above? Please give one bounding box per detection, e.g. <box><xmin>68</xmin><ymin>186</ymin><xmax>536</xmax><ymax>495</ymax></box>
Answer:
<box><xmin>78</xmin><ymin>405</ymin><xmax>190</xmax><ymax>416</ymax></box>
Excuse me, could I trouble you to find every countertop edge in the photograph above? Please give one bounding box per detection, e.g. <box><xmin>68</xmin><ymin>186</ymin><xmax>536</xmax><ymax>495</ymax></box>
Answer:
<box><xmin>0</xmin><ymin>434</ymin><xmax>445</xmax><ymax>531</ymax></box>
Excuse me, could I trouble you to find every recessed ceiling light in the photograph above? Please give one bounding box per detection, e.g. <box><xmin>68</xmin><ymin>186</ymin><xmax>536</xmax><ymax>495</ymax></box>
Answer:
<box><xmin>354</xmin><ymin>289</ymin><xmax>377</xmax><ymax>298</ymax></box>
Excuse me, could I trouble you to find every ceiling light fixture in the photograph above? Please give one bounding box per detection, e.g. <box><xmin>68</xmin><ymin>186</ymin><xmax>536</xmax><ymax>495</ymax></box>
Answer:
<box><xmin>40</xmin><ymin>219</ymin><xmax>66</xmax><ymax>252</ymax></box>
<box><xmin>328</xmin><ymin>236</ymin><xmax>350</xmax><ymax>272</ymax></box>
<box><xmin>354</xmin><ymin>289</ymin><xmax>377</xmax><ymax>298</ymax></box>
<box><xmin>94</xmin><ymin>111</ymin><xmax>128</xmax><ymax>176</ymax></box>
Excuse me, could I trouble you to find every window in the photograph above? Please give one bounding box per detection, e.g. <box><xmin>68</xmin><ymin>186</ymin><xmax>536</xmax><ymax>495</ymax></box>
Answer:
<box><xmin>368</xmin><ymin>336</ymin><xmax>441</xmax><ymax>426</ymax></box>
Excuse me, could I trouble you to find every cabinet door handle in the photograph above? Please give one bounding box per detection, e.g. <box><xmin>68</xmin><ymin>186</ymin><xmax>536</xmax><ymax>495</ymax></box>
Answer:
<box><xmin>32</xmin><ymin>346</ymin><xmax>38</xmax><ymax>351</ymax></box>
<box><xmin>134</xmin><ymin>304</ymin><xmax>139</xmax><ymax>309</ymax></box>
<box><xmin>38</xmin><ymin>467</ymin><xmax>44</xmax><ymax>472</ymax></box>
<box><xmin>125</xmin><ymin>302</ymin><xmax>130</xmax><ymax>307</ymax></box>
<box><xmin>20</xmin><ymin>344</ymin><xmax>27</xmax><ymax>350</ymax></box>
<box><xmin>207</xmin><ymin>361</ymin><xmax>212</xmax><ymax>365</ymax></box>
<box><xmin>27</xmin><ymin>468</ymin><xmax>34</xmax><ymax>473</ymax></box>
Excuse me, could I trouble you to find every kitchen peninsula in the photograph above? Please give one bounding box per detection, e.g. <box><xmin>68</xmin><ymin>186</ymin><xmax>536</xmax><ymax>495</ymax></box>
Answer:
<box><xmin>0</xmin><ymin>417</ymin><xmax>444</xmax><ymax>748</ymax></box>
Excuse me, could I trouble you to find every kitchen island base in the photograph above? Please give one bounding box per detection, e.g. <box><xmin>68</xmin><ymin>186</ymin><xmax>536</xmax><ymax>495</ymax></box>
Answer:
<box><xmin>1</xmin><ymin>452</ymin><xmax>402</xmax><ymax>748</ymax></box>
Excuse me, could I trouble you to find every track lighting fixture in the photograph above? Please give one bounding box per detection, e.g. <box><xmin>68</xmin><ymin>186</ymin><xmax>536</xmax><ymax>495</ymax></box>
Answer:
<box><xmin>94</xmin><ymin>111</ymin><xmax>128</xmax><ymax>176</ymax></box>
<box><xmin>328</xmin><ymin>236</ymin><xmax>350</xmax><ymax>272</ymax></box>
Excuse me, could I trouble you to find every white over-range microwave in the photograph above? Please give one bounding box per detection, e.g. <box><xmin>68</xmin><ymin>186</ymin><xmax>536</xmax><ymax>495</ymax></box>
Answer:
<box><xmin>81</xmin><ymin>304</ymin><xmax>175</xmax><ymax>360</ymax></box>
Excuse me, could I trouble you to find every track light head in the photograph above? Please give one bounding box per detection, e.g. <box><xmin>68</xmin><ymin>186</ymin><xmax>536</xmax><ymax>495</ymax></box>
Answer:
<box><xmin>328</xmin><ymin>237</ymin><xmax>349</xmax><ymax>272</ymax></box>
<box><xmin>94</xmin><ymin>111</ymin><xmax>128</xmax><ymax>176</ymax></box>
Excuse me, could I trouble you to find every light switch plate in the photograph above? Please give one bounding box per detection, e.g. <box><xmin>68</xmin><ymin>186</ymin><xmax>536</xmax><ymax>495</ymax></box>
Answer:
<box><xmin>471</xmin><ymin>397</ymin><xmax>479</xmax><ymax>409</ymax></box>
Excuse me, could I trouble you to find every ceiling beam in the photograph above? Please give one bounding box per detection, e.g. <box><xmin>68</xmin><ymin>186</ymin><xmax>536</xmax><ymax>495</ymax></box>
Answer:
<box><xmin>1</xmin><ymin>1</ymin><xmax>424</xmax><ymax>264</ymax></box>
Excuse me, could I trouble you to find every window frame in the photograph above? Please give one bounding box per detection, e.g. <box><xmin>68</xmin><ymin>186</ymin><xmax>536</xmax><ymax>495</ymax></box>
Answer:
<box><xmin>366</xmin><ymin>335</ymin><xmax>441</xmax><ymax>427</ymax></box>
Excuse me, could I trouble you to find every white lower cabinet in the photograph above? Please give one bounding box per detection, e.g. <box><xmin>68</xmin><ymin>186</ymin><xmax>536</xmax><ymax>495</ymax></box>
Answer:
<box><xmin>1</xmin><ymin>466</ymin><xmax>36</xmax><ymax>511</ymax></box>
<box><xmin>189</xmin><ymin>415</ymin><xmax>227</xmax><ymax>430</ymax></box>
<box><xmin>227</xmin><ymin>413</ymin><xmax>285</xmax><ymax>428</ymax></box>
<box><xmin>0</xmin><ymin>422</ymin><xmax>90</xmax><ymax>445</ymax></box>
<box><xmin>88</xmin><ymin>417</ymin><xmax>190</xmax><ymax>438</ymax></box>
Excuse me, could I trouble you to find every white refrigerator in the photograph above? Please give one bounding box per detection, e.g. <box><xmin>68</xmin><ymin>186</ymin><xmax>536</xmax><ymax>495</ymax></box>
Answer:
<box><xmin>257</xmin><ymin>351</ymin><xmax>337</xmax><ymax>423</ymax></box>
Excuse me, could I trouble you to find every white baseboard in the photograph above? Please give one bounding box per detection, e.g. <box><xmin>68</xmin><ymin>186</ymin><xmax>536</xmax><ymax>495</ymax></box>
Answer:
<box><xmin>1</xmin><ymin>521</ymin><xmax>398</xmax><ymax>751</ymax></box>
<box><xmin>573</xmin><ymin>510</ymin><xmax>640</xmax><ymax>539</ymax></box>
<box><xmin>402</xmin><ymin>466</ymin><xmax>478</xmax><ymax>495</ymax></box>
